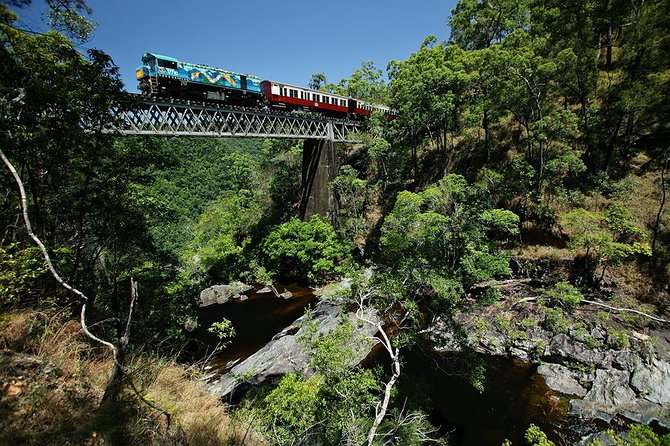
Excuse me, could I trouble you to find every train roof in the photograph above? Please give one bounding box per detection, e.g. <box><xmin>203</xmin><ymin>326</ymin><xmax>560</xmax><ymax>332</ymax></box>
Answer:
<box><xmin>261</xmin><ymin>80</ymin><xmax>351</xmax><ymax>101</ymax></box>
<box><xmin>142</xmin><ymin>52</ymin><xmax>260</xmax><ymax>79</ymax></box>
<box><xmin>143</xmin><ymin>52</ymin><xmax>179</xmax><ymax>63</ymax></box>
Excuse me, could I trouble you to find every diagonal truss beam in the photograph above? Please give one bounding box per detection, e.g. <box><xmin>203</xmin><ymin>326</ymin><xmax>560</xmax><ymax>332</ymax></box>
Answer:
<box><xmin>105</xmin><ymin>100</ymin><xmax>365</xmax><ymax>142</ymax></box>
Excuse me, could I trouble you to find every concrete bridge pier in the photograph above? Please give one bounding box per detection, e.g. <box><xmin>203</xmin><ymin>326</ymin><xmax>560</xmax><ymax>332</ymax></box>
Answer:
<box><xmin>299</xmin><ymin>137</ymin><xmax>338</xmax><ymax>224</ymax></box>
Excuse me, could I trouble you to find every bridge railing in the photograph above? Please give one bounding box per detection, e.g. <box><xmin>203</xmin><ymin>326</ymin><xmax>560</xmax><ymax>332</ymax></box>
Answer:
<box><xmin>105</xmin><ymin>100</ymin><xmax>366</xmax><ymax>142</ymax></box>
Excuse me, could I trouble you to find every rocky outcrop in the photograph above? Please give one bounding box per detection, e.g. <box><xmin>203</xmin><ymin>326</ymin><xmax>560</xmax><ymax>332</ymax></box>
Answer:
<box><xmin>432</xmin><ymin>307</ymin><xmax>670</xmax><ymax>430</ymax></box>
<box><xmin>198</xmin><ymin>282</ymin><xmax>253</xmax><ymax>307</ymax></box>
<box><xmin>207</xmin><ymin>299</ymin><xmax>380</xmax><ymax>401</ymax></box>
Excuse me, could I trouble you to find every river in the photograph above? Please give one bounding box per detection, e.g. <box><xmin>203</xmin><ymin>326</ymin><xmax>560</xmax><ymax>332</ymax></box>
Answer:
<box><xmin>197</xmin><ymin>284</ymin><xmax>570</xmax><ymax>445</ymax></box>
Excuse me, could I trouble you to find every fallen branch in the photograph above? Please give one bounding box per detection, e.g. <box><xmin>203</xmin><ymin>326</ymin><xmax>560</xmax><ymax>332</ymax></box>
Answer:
<box><xmin>511</xmin><ymin>295</ymin><xmax>669</xmax><ymax>324</ymax></box>
<box><xmin>582</xmin><ymin>299</ymin><xmax>669</xmax><ymax>324</ymax></box>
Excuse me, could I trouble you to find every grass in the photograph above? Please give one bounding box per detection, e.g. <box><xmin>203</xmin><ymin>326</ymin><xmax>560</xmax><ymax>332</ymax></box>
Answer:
<box><xmin>0</xmin><ymin>309</ymin><xmax>266</xmax><ymax>446</ymax></box>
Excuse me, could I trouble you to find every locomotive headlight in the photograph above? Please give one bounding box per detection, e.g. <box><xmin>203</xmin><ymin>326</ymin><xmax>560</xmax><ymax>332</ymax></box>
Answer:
<box><xmin>136</xmin><ymin>69</ymin><xmax>144</xmax><ymax>79</ymax></box>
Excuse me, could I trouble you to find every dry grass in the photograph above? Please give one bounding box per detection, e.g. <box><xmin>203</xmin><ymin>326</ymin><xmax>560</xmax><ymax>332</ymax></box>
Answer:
<box><xmin>509</xmin><ymin>245</ymin><xmax>574</xmax><ymax>261</ymax></box>
<box><xmin>141</xmin><ymin>363</ymin><xmax>267</xmax><ymax>446</ymax></box>
<box><xmin>0</xmin><ymin>310</ymin><xmax>266</xmax><ymax>446</ymax></box>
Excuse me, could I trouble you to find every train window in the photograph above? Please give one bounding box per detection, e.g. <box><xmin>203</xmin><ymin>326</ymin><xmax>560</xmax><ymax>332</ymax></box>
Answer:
<box><xmin>313</xmin><ymin>94</ymin><xmax>320</xmax><ymax>102</ymax></box>
<box><xmin>291</xmin><ymin>89</ymin><xmax>298</xmax><ymax>98</ymax></box>
<box><xmin>323</xmin><ymin>97</ymin><xmax>329</xmax><ymax>104</ymax></box>
<box><xmin>157</xmin><ymin>59</ymin><xmax>178</xmax><ymax>70</ymax></box>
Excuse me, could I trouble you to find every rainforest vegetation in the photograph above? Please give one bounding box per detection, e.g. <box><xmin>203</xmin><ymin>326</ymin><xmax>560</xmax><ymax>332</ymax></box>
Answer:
<box><xmin>1</xmin><ymin>0</ymin><xmax>670</xmax><ymax>445</ymax></box>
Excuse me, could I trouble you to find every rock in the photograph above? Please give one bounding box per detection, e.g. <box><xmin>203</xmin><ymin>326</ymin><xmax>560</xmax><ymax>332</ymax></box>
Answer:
<box><xmin>537</xmin><ymin>363</ymin><xmax>587</xmax><ymax>397</ymax></box>
<box><xmin>568</xmin><ymin>365</ymin><xmax>670</xmax><ymax>429</ymax></box>
<box><xmin>257</xmin><ymin>287</ymin><xmax>273</xmax><ymax>294</ymax></box>
<box><xmin>280</xmin><ymin>291</ymin><xmax>293</xmax><ymax>299</ymax></box>
<box><xmin>583</xmin><ymin>369</ymin><xmax>636</xmax><ymax>409</ymax></box>
<box><xmin>631</xmin><ymin>357</ymin><xmax>670</xmax><ymax>405</ymax></box>
<box><xmin>576</xmin><ymin>431</ymin><xmax>618</xmax><ymax>446</ymax></box>
<box><xmin>207</xmin><ymin>300</ymin><xmax>380</xmax><ymax>401</ymax></box>
<box><xmin>198</xmin><ymin>282</ymin><xmax>253</xmax><ymax>307</ymax></box>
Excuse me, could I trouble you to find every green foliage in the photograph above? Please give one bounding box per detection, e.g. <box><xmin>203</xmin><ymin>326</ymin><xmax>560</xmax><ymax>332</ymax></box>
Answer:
<box><xmin>605</xmin><ymin>204</ymin><xmax>644</xmax><ymax>239</ymax></box>
<box><xmin>607</xmin><ymin>328</ymin><xmax>630</xmax><ymax>350</ymax></box>
<box><xmin>255</xmin><ymin>373</ymin><xmax>323</xmax><ymax>445</ymax></box>
<box><xmin>541</xmin><ymin>282</ymin><xmax>584</xmax><ymax>312</ymax></box>
<box><xmin>251</xmin><ymin>317</ymin><xmax>387</xmax><ymax>445</ymax></box>
<box><xmin>561</xmin><ymin>207</ymin><xmax>651</xmax><ymax>280</ymax></box>
<box><xmin>480</xmin><ymin>208</ymin><xmax>520</xmax><ymax>237</ymax></box>
<box><xmin>543</xmin><ymin>308</ymin><xmax>570</xmax><ymax>334</ymax></box>
<box><xmin>524</xmin><ymin>423</ymin><xmax>556</xmax><ymax>446</ymax></box>
<box><xmin>186</xmin><ymin>190</ymin><xmax>261</xmax><ymax>284</ymax></box>
<box><xmin>0</xmin><ymin>244</ymin><xmax>45</xmax><ymax>305</ymax></box>
<box><xmin>520</xmin><ymin>317</ymin><xmax>538</xmax><ymax>330</ymax></box>
<box><xmin>380</xmin><ymin>174</ymin><xmax>517</xmax><ymax>285</ymax></box>
<box><xmin>264</xmin><ymin>141</ymin><xmax>302</xmax><ymax>223</ymax></box>
<box><xmin>596</xmin><ymin>424</ymin><xmax>670</xmax><ymax>446</ymax></box>
<box><xmin>207</xmin><ymin>319</ymin><xmax>235</xmax><ymax>343</ymax></box>
<box><xmin>261</xmin><ymin>216</ymin><xmax>349</xmax><ymax>284</ymax></box>
<box><xmin>304</xmin><ymin>317</ymin><xmax>380</xmax><ymax>443</ymax></box>
<box><xmin>494</xmin><ymin>315</ymin><xmax>511</xmax><ymax>332</ymax></box>
<box><xmin>332</xmin><ymin>164</ymin><xmax>368</xmax><ymax>241</ymax></box>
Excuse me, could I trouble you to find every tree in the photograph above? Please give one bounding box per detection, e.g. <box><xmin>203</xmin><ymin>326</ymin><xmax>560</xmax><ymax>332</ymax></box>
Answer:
<box><xmin>261</xmin><ymin>215</ymin><xmax>349</xmax><ymax>284</ymax></box>
<box><xmin>561</xmin><ymin>207</ymin><xmax>651</xmax><ymax>281</ymax></box>
<box><xmin>449</xmin><ymin>0</ymin><xmax>530</xmax><ymax>50</ymax></box>
<box><xmin>332</xmin><ymin>164</ymin><xmax>368</xmax><ymax>242</ymax></box>
<box><xmin>4</xmin><ymin>0</ymin><xmax>95</xmax><ymax>42</ymax></box>
<box><xmin>338</xmin><ymin>61</ymin><xmax>388</xmax><ymax>103</ymax></box>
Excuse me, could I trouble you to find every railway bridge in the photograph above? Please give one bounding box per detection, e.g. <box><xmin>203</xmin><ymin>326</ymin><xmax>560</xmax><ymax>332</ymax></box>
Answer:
<box><xmin>105</xmin><ymin>98</ymin><xmax>367</xmax><ymax>221</ymax></box>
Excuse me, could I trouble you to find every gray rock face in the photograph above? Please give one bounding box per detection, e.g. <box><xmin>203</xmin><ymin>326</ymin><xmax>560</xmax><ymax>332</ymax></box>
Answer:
<box><xmin>537</xmin><ymin>363</ymin><xmax>587</xmax><ymax>397</ymax></box>
<box><xmin>207</xmin><ymin>300</ymin><xmax>380</xmax><ymax>400</ymax></box>
<box><xmin>199</xmin><ymin>282</ymin><xmax>253</xmax><ymax>307</ymax></box>
<box><xmin>631</xmin><ymin>357</ymin><xmax>670</xmax><ymax>405</ymax></box>
<box><xmin>432</xmin><ymin>312</ymin><xmax>670</xmax><ymax>429</ymax></box>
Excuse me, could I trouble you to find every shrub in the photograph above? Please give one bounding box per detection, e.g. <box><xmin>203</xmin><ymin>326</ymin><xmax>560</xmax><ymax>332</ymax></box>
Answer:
<box><xmin>541</xmin><ymin>282</ymin><xmax>584</xmax><ymax>312</ymax></box>
<box><xmin>0</xmin><ymin>244</ymin><xmax>46</xmax><ymax>306</ymax></box>
<box><xmin>544</xmin><ymin>308</ymin><xmax>570</xmax><ymax>333</ymax></box>
<box><xmin>261</xmin><ymin>215</ymin><xmax>349</xmax><ymax>283</ymax></box>
<box><xmin>525</xmin><ymin>424</ymin><xmax>556</xmax><ymax>446</ymax></box>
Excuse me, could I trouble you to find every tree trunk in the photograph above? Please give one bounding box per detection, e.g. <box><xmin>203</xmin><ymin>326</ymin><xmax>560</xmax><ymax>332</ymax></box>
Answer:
<box><xmin>102</xmin><ymin>278</ymin><xmax>137</xmax><ymax>402</ymax></box>
<box><xmin>367</xmin><ymin>346</ymin><xmax>400</xmax><ymax>446</ymax></box>
<box><xmin>652</xmin><ymin>151</ymin><xmax>668</xmax><ymax>254</ymax></box>
<box><xmin>606</xmin><ymin>25</ymin><xmax>613</xmax><ymax>68</ymax></box>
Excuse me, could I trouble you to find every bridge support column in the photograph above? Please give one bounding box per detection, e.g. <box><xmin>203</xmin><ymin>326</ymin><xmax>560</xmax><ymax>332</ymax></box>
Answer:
<box><xmin>299</xmin><ymin>138</ymin><xmax>338</xmax><ymax>224</ymax></box>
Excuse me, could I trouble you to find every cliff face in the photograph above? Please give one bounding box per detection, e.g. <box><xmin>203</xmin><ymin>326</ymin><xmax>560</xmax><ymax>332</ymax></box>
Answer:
<box><xmin>429</xmin><ymin>269</ymin><xmax>670</xmax><ymax>431</ymax></box>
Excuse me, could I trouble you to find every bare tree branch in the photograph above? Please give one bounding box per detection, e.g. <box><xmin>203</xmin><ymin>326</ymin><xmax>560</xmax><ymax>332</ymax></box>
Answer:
<box><xmin>1</xmin><ymin>144</ymin><xmax>171</xmax><ymax>429</ymax></box>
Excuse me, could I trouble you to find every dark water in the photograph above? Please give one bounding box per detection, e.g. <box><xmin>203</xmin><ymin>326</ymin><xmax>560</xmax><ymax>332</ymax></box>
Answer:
<box><xmin>198</xmin><ymin>286</ymin><xmax>569</xmax><ymax>445</ymax></box>
<box><xmin>197</xmin><ymin>284</ymin><xmax>316</xmax><ymax>372</ymax></box>
<box><xmin>398</xmin><ymin>349</ymin><xmax>571</xmax><ymax>446</ymax></box>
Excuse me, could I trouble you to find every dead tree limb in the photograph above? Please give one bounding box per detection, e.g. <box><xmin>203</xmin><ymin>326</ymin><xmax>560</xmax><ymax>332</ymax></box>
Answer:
<box><xmin>353</xmin><ymin>289</ymin><xmax>402</xmax><ymax>446</ymax></box>
<box><xmin>1</xmin><ymin>145</ymin><xmax>170</xmax><ymax>429</ymax></box>
<box><xmin>581</xmin><ymin>299</ymin><xmax>669</xmax><ymax>324</ymax></box>
<box><xmin>512</xmin><ymin>295</ymin><xmax>669</xmax><ymax>324</ymax></box>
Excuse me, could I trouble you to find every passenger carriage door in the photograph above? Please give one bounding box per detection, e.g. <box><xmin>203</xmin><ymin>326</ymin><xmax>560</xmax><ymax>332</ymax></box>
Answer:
<box><xmin>240</xmin><ymin>75</ymin><xmax>247</xmax><ymax>91</ymax></box>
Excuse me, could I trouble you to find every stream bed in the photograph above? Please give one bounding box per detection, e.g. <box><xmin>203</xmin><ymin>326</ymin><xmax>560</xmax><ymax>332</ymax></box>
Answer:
<box><xmin>197</xmin><ymin>285</ymin><xmax>570</xmax><ymax>445</ymax></box>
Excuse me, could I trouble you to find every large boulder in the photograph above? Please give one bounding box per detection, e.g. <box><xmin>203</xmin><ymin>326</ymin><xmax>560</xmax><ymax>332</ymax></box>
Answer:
<box><xmin>199</xmin><ymin>282</ymin><xmax>253</xmax><ymax>307</ymax></box>
<box><xmin>537</xmin><ymin>363</ymin><xmax>587</xmax><ymax>397</ymax></box>
<box><xmin>207</xmin><ymin>299</ymin><xmax>380</xmax><ymax>401</ymax></box>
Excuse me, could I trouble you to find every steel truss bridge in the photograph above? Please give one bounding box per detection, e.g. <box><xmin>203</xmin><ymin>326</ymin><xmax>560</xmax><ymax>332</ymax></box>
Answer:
<box><xmin>106</xmin><ymin>99</ymin><xmax>366</xmax><ymax>143</ymax></box>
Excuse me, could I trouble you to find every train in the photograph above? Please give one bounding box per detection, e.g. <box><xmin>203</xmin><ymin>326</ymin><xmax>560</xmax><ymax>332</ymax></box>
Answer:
<box><xmin>136</xmin><ymin>52</ymin><xmax>393</xmax><ymax>119</ymax></box>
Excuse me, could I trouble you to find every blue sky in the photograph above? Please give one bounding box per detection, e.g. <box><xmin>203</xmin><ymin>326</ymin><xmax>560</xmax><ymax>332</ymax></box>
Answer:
<box><xmin>17</xmin><ymin>0</ymin><xmax>458</xmax><ymax>93</ymax></box>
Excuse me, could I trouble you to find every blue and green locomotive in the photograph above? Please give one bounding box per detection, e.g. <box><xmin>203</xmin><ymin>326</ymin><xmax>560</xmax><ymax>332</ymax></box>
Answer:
<box><xmin>136</xmin><ymin>53</ymin><xmax>262</xmax><ymax>106</ymax></box>
<box><xmin>136</xmin><ymin>52</ymin><xmax>395</xmax><ymax>118</ymax></box>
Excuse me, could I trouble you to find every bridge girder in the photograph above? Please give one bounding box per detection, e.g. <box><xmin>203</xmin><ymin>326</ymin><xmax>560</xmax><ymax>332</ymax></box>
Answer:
<box><xmin>105</xmin><ymin>101</ymin><xmax>365</xmax><ymax>142</ymax></box>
